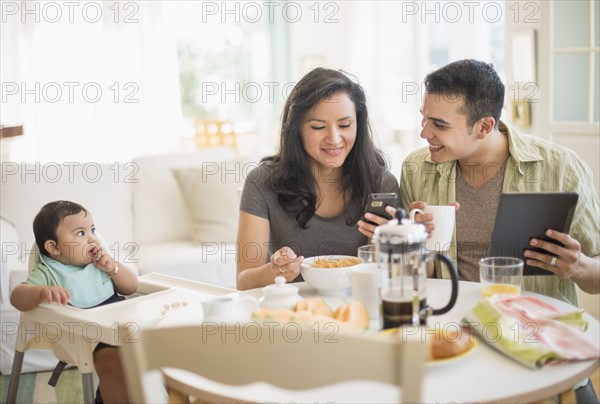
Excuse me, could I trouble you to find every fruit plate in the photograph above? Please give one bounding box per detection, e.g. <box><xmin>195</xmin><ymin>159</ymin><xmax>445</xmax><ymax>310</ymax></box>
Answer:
<box><xmin>426</xmin><ymin>338</ymin><xmax>477</xmax><ymax>366</ymax></box>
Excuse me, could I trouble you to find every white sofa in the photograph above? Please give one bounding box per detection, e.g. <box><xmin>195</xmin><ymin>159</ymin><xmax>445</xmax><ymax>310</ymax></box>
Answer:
<box><xmin>0</xmin><ymin>147</ymin><xmax>251</xmax><ymax>373</ymax></box>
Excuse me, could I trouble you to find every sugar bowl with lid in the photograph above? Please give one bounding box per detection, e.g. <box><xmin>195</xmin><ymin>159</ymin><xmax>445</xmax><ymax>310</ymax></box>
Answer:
<box><xmin>258</xmin><ymin>276</ymin><xmax>303</xmax><ymax>309</ymax></box>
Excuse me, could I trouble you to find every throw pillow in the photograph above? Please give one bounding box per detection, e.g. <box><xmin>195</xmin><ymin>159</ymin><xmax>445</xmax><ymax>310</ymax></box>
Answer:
<box><xmin>172</xmin><ymin>162</ymin><xmax>244</xmax><ymax>244</ymax></box>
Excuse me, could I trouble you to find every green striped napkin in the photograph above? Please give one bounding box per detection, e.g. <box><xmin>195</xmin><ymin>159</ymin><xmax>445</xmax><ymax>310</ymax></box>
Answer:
<box><xmin>463</xmin><ymin>295</ymin><xmax>599</xmax><ymax>368</ymax></box>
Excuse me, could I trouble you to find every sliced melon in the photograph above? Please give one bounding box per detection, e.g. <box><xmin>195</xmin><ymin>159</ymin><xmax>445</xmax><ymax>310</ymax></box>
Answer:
<box><xmin>334</xmin><ymin>302</ymin><xmax>369</xmax><ymax>330</ymax></box>
<box><xmin>306</xmin><ymin>297</ymin><xmax>328</xmax><ymax>312</ymax></box>
<box><xmin>313</xmin><ymin>305</ymin><xmax>334</xmax><ymax>318</ymax></box>
<box><xmin>295</xmin><ymin>299</ymin><xmax>309</xmax><ymax>312</ymax></box>
<box><xmin>347</xmin><ymin>301</ymin><xmax>370</xmax><ymax>329</ymax></box>
<box><xmin>251</xmin><ymin>308</ymin><xmax>272</xmax><ymax>321</ymax></box>
<box><xmin>292</xmin><ymin>310</ymin><xmax>314</xmax><ymax>323</ymax></box>
<box><xmin>269</xmin><ymin>308</ymin><xmax>294</xmax><ymax>323</ymax></box>
<box><xmin>334</xmin><ymin>304</ymin><xmax>350</xmax><ymax>322</ymax></box>
<box><xmin>252</xmin><ymin>299</ymin><xmax>368</xmax><ymax>331</ymax></box>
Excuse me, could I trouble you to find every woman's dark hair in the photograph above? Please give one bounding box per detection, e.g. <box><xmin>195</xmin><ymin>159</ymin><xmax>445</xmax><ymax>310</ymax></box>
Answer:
<box><xmin>424</xmin><ymin>59</ymin><xmax>505</xmax><ymax>129</ymax></box>
<box><xmin>33</xmin><ymin>200</ymin><xmax>88</xmax><ymax>256</ymax></box>
<box><xmin>262</xmin><ymin>67</ymin><xmax>388</xmax><ymax>228</ymax></box>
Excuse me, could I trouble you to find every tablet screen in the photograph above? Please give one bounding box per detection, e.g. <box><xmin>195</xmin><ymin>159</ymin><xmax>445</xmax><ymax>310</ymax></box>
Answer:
<box><xmin>488</xmin><ymin>192</ymin><xmax>579</xmax><ymax>276</ymax></box>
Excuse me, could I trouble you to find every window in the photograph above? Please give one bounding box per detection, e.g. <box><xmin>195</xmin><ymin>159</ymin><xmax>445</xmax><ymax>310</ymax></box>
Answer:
<box><xmin>425</xmin><ymin>0</ymin><xmax>505</xmax><ymax>78</ymax></box>
<box><xmin>551</xmin><ymin>0</ymin><xmax>600</xmax><ymax>122</ymax></box>
<box><xmin>168</xmin><ymin>1</ymin><xmax>279</xmax><ymax>135</ymax></box>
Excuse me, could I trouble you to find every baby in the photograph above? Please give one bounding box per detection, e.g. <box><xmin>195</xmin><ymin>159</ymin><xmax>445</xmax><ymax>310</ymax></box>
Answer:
<box><xmin>10</xmin><ymin>200</ymin><xmax>138</xmax><ymax>404</ymax></box>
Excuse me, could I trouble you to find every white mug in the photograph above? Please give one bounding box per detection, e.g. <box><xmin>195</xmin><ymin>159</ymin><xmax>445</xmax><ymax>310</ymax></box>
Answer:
<box><xmin>336</xmin><ymin>263</ymin><xmax>380</xmax><ymax>321</ymax></box>
<box><xmin>410</xmin><ymin>205</ymin><xmax>455</xmax><ymax>252</ymax></box>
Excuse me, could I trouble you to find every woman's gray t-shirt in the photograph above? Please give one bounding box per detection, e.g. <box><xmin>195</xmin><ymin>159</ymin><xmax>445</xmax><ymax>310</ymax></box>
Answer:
<box><xmin>240</xmin><ymin>164</ymin><xmax>400</xmax><ymax>261</ymax></box>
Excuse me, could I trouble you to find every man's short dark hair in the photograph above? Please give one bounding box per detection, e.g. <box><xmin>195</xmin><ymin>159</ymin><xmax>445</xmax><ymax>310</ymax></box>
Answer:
<box><xmin>33</xmin><ymin>200</ymin><xmax>88</xmax><ymax>256</ymax></box>
<box><xmin>424</xmin><ymin>59</ymin><xmax>505</xmax><ymax>128</ymax></box>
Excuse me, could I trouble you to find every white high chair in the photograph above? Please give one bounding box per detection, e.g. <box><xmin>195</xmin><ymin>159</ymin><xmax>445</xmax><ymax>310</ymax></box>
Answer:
<box><xmin>5</xmin><ymin>243</ymin><xmax>103</xmax><ymax>404</ymax></box>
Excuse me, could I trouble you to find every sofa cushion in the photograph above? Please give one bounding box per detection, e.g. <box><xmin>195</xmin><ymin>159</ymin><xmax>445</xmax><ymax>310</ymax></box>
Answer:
<box><xmin>172</xmin><ymin>162</ymin><xmax>244</xmax><ymax>244</ymax></box>
<box><xmin>135</xmin><ymin>240</ymin><xmax>237</xmax><ymax>289</ymax></box>
<box><xmin>132</xmin><ymin>149</ymin><xmax>239</xmax><ymax>244</ymax></box>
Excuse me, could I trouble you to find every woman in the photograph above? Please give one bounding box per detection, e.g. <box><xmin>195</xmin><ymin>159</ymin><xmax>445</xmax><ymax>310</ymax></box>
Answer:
<box><xmin>236</xmin><ymin>68</ymin><xmax>400</xmax><ymax>290</ymax></box>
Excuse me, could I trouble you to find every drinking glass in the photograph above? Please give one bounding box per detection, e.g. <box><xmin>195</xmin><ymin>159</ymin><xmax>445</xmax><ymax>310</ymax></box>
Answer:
<box><xmin>357</xmin><ymin>244</ymin><xmax>377</xmax><ymax>263</ymax></box>
<box><xmin>479</xmin><ymin>257</ymin><xmax>523</xmax><ymax>298</ymax></box>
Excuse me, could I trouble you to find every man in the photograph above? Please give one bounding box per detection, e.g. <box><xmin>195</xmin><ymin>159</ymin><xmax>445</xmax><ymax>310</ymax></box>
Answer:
<box><xmin>399</xmin><ymin>59</ymin><xmax>599</xmax><ymax>304</ymax></box>
<box><xmin>398</xmin><ymin>58</ymin><xmax>599</xmax><ymax>403</ymax></box>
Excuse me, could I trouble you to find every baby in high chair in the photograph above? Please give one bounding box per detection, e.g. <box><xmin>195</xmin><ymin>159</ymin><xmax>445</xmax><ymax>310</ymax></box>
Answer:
<box><xmin>10</xmin><ymin>200</ymin><xmax>138</xmax><ymax>404</ymax></box>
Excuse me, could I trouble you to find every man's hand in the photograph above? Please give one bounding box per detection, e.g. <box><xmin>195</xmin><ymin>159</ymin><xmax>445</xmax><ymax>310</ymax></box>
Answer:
<box><xmin>525</xmin><ymin>229</ymin><xmax>583</xmax><ymax>279</ymax></box>
<box><xmin>407</xmin><ymin>201</ymin><xmax>460</xmax><ymax>236</ymax></box>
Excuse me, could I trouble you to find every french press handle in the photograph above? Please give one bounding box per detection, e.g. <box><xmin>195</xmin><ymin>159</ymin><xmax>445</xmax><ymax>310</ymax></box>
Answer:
<box><xmin>429</xmin><ymin>253</ymin><xmax>459</xmax><ymax>316</ymax></box>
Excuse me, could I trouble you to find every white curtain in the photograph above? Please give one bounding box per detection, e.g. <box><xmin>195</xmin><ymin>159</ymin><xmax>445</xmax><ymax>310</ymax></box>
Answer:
<box><xmin>1</xmin><ymin>1</ymin><xmax>182</xmax><ymax>163</ymax></box>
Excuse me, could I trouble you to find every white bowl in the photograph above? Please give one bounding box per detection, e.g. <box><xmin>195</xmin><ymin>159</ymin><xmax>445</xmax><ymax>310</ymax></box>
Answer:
<box><xmin>300</xmin><ymin>255</ymin><xmax>363</xmax><ymax>296</ymax></box>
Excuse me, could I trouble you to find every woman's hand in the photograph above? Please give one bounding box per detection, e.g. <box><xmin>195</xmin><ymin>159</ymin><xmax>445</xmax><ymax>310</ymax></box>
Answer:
<box><xmin>270</xmin><ymin>246</ymin><xmax>303</xmax><ymax>282</ymax></box>
<box><xmin>357</xmin><ymin>206</ymin><xmax>397</xmax><ymax>238</ymax></box>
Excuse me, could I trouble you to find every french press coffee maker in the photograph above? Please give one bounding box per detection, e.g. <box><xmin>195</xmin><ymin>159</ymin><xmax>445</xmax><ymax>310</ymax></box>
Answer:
<box><xmin>373</xmin><ymin>209</ymin><xmax>459</xmax><ymax>329</ymax></box>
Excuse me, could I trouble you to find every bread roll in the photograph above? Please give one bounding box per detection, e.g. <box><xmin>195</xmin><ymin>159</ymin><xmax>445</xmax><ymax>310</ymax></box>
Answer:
<box><xmin>427</xmin><ymin>328</ymin><xmax>471</xmax><ymax>360</ymax></box>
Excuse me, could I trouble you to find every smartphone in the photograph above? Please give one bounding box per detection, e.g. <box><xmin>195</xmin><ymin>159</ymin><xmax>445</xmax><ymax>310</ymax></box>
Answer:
<box><xmin>363</xmin><ymin>193</ymin><xmax>398</xmax><ymax>225</ymax></box>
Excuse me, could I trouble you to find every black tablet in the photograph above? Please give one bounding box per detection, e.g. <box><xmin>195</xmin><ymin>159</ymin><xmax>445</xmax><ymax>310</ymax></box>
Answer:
<box><xmin>488</xmin><ymin>192</ymin><xmax>579</xmax><ymax>276</ymax></box>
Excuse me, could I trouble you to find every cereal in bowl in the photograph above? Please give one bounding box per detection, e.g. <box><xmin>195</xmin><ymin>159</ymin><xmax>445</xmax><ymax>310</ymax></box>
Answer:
<box><xmin>311</xmin><ymin>257</ymin><xmax>361</xmax><ymax>268</ymax></box>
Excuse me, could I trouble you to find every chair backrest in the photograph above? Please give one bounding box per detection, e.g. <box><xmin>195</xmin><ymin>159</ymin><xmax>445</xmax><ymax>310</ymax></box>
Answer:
<box><xmin>27</xmin><ymin>244</ymin><xmax>40</xmax><ymax>274</ymax></box>
<box><xmin>120</xmin><ymin>323</ymin><xmax>426</xmax><ymax>403</ymax></box>
<box><xmin>1</xmin><ymin>216</ymin><xmax>20</xmax><ymax>305</ymax></box>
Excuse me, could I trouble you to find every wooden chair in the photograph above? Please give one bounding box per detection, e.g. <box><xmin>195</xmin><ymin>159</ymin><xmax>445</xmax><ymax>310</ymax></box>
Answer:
<box><xmin>120</xmin><ymin>323</ymin><xmax>427</xmax><ymax>403</ymax></box>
